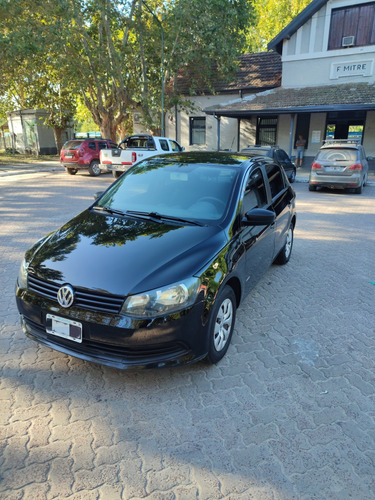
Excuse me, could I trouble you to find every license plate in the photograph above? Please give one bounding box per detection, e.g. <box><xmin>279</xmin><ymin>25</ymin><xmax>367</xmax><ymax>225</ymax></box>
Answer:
<box><xmin>327</xmin><ymin>167</ymin><xmax>342</xmax><ymax>172</ymax></box>
<box><xmin>46</xmin><ymin>314</ymin><xmax>82</xmax><ymax>343</ymax></box>
<box><xmin>65</xmin><ymin>154</ymin><xmax>73</xmax><ymax>158</ymax></box>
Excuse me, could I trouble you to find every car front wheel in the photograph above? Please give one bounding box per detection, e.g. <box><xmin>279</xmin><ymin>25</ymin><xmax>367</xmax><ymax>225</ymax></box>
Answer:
<box><xmin>206</xmin><ymin>286</ymin><xmax>236</xmax><ymax>364</ymax></box>
<box><xmin>289</xmin><ymin>169</ymin><xmax>296</xmax><ymax>183</ymax></box>
<box><xmin>89</xmin><ymin>160</ymin><xmax>101</xmax><ymax>176</ymax></box>
<box><xmin>274</xmin><ymin>224</ymin><xmax>294</xmax><ymax>265</ymax></box>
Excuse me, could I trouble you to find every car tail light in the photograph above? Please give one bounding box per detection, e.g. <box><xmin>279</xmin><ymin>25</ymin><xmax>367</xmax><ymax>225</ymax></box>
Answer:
<box><xmin>349</xmin><ymin>163</ymin><xmax>363</xmax><ymax>170</ymax></box>
<box><xmin>79</xmin><ymin>147</ymin><xmax>84</xmax><ymax>157</ymax></box>
<box><xmin>311</xmin><ymin>162</ymin><xmax>321</xmax><ymax>169</ymax></box>
<box><xmin>132</xmin><ymin>152</ymin><xmax>137</xmax><ymax>163</ymax></box>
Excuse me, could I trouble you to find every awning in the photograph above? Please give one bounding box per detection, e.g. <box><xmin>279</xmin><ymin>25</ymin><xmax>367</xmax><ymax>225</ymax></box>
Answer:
<box><xmin>204</xmin><ymin>83</ymin><xmax>375</xmax><ymax>118</ymax></box>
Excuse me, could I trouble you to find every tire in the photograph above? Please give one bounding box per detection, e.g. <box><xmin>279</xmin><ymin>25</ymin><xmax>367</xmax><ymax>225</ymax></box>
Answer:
<box><xmin>289</xmin><ymin>169</ymin><xmax>296</xmax><ymax>183</ymax></box>
<box><xmin>274</xmin><ymin>224</ymin><xmax>294</xmax><ymax>265</ymax></box>
<box><xmin>113</xmin><ymin>171</ymin><xmax>122</xmax><ymax>179</ymax></box>
<box><xmin>308</xmin><ymin>184</ymin><xmax>317</xmax><ymax>191</ymax></box>
<box><xmin>88</xmin><ymin>160</ymin><xmax>101</xmax><ymax>177</ymax></box>
<box><xmin>206</xmin><ymin>286</ymin><xmax>236</xmax><ymax>364</ymax></box>
<box><xmin>354</xmin><ymin>182</ymin><xmax>363</xmax><ymax>194</ymax></box>
<box><xmin>66</xmin><ymin>168</ymin><xmax>77</xmax><ymax>175</ymax></box>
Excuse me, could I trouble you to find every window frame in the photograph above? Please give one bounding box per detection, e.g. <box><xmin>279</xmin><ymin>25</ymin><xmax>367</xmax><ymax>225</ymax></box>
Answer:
<box><xmin>189</xmin><ymin>117</ymin><xmax>206</xmax><ymax>146</ymax></box>
<box><xmin>256</xmin><ymin>116</ymin><xmax>278</xmax><ymax>146</ymax></box>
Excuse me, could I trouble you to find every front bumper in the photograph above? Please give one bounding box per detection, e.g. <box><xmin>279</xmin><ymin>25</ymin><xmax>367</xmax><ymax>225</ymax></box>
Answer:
<box><xmin>16</xmin><ymin>286</ymin><xmax>208</xmax><ymax>370</ymax></box>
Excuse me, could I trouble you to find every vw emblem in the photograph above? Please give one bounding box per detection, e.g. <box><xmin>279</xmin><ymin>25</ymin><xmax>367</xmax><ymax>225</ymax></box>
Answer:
<box><xmin>57</xmin><ymin>284</ymin><xmax>75</xmax><ymax>308</ymax></box>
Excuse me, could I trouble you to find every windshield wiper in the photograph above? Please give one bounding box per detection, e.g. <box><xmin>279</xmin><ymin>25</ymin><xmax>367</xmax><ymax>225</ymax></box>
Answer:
<box><xmin>92</xmin><ymin>206</ymin><xmax>127</xmax><ymax>217</ymax></box>
<box><xmin>126</xmin><ymin>210</ymin><xmax>203</xmax><ymax>226</ymax></box>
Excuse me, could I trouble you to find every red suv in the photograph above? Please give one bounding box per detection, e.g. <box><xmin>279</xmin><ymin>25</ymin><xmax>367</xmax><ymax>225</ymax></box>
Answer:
<box><xmin>60</xmin><ymin>139</ymin><xmax>118</xmax><ymax>176</ymax></box>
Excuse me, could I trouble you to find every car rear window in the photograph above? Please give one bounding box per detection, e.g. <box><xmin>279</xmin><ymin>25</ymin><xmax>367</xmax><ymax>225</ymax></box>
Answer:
<box><xmin>316</xmin><ymin>148</ymin><xmax>358</xmax><ymax>162</ymax></box>
<box><xmin>62</xmin><ymin>141</ymin><xmax>84</xmax><ymax>150</ymax></box>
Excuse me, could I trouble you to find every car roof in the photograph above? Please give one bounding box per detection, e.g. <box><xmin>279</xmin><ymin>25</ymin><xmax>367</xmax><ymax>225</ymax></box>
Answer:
<box><xmin>144</xmin><ymin>151</ymin><xmax>274</xmax><ymax>169</ymax></box>
<box><xmin>320</xmin><ymin>140</ymin><xmax>361</xmax><ymax>150</ymax></box>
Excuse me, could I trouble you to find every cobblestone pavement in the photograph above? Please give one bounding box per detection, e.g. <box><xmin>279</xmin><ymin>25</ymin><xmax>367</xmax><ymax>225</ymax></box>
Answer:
<box><xmin>1</xmin><ymin>170</ymin><xmax>375</xmax><ymax>499</ymax></box>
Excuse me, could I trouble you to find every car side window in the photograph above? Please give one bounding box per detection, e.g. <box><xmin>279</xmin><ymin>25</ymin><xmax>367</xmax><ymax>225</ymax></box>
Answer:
<box><xmin>170</xmin><ymin>140</ymin><xmax>182</xmax><ymax>152</ymax></box>
<box><xmin>88</xmin><ymin>142</ymin><xmax>96</xmax><ymax>151</ymax></box>
<box><xmin>266</xmin><ymin>164</ymin><xmax>285</xmax><ymax>198</ymax></box>
<box><xmin>98</xmin><ymin>142</ymin><xmax>108</xmax><ymax>150</ymax></box>
<box><xmin>277</xmin><ymin>150</ymin><xmax>288</xmax><ymax>162</ymax></box>
<box><xmin>243</xmin><ymin>168</ymin><xmax>268</xmax><ymax>213</ymax></box>
<box><xmin>159</xmin><ymin>140</ymin><xmax>170</xmax><ymax>152</ymax></box>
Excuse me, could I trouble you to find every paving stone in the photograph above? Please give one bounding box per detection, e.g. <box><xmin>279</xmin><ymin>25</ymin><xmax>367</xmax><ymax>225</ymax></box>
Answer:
<box><xmin>1</xmin><ymin>174</ymin><xmax>375</xmax><ymax>498</ymax></box>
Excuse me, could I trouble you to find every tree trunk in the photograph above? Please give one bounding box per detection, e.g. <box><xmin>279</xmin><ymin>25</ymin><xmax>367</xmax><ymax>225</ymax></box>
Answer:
<box><xmin>53</xmin><ymin>127</ymin><xmax>64</xmax><ymax>154</ymax></box>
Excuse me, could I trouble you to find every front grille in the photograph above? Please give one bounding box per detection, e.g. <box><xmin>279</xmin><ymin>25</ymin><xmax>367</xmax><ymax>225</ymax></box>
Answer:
<box><xmin>27</xmin><ymin>275</ymin><xmax>124</xmax><ymax>314</ymax></box>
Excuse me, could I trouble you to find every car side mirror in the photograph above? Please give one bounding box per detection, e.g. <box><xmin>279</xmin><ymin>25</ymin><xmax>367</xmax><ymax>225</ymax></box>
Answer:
<box><xmin>243</xmin><ymin>208</ymin><xmax>275</xmax><ymax>226</ymax></box>
<box><xmin>94</xmin><ymin>191</ymin><xmax>104</xmax><ymax>200</ymax></box>
<box><xmin>367</xmin><ymin>156</ymin><xmax>375</xmax><ymax>161</ymax></box>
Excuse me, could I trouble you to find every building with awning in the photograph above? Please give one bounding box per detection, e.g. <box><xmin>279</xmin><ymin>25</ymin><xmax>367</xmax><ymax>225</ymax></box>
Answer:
<box><xmin>203</xmin><ymin>0</ymin><xmax>375</xmax><ymax>163</ymax></box>
<box><xmin>164</xmin><ymin>52</ymin><xmax>281</xmax><ymax>152</ymax></box>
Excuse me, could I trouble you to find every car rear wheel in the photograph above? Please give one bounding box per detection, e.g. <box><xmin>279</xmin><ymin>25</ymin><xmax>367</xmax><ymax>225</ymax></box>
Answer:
<box><xmin>66</xmin><ymin>168</ymin><xmax>77</xmax><ymax>175</ymax></box>
<box><xmin>274</xmin><ymin>224</ymin><xmax>294</xmax><ymax>265</ymax></box>
<box><xmin>354</xmin><ymin>181</ymin><xmax>363</xmax><ymax>194</ymax></box>
<box><xmin>309</xmin><ymin>184</ymin><xmax>317</xmax><ymax>191</ymax></box>
<box><xmin>206</xmin><ymin>286</ymin><xmax>236</xmax><ymax>364</ymax></box>
<box><xmin>113</xmin><ymin>171</ymin><xmax>122</xmax><ymax>179</ymax></box>
<box><xmin>89</xmin><ymin>160</ymin><xmax>101</xmax><ymax>176</ymax></box>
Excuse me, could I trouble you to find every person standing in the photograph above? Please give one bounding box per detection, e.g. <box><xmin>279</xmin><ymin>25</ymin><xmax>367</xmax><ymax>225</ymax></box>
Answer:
<box><xmin>295</xmin><ymin>135</ymin><xmax>306</xmax><ymax>167</ymax></box>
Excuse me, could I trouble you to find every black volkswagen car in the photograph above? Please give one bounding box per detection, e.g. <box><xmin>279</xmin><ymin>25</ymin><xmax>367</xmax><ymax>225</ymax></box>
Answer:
<box><xmin>16</xmin><ymin>152</ymin><xmax>296</xmax><ymax>369</ymax></box>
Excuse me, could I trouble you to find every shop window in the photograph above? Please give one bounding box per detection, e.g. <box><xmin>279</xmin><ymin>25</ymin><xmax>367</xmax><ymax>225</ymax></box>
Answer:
<box><xmin>328</xmin><ymin>3</ymin><xmax>375</xmax><ymax>50</ymax></box>
<box><xmin>189</xmin><ymin>117</ymin><xmax>206</xmax><ymax>145</ymax></box>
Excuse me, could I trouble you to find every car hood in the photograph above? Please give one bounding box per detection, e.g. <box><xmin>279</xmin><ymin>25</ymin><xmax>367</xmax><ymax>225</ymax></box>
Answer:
<box><xmin>26</xmin><ymin>209</ymin><xmax>227</xmax><ymax>296</ymax></box>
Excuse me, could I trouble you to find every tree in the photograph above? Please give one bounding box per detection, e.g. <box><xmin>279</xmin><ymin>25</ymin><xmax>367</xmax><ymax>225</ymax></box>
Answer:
<box><xmin>246</xmin><ymin>0</ymin><xmax>311</xmax><ymax>52</ymax></box>
<box><xmin>0</xmin><ymin>0</ymin><xmax>251</xmax><ymax>141</ymax></box>
<box><xmin>0</xmin><ymin>0</ymin><xmax>77</xmax><ymax>152</ymax></box>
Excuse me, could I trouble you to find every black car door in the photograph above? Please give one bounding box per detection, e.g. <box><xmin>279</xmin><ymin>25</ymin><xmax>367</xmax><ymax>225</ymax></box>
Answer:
<box><xmin>265</xmin><ymin>163</ymin><xmax>294</xmax><ymax>258</ymax></box>
<box><xmin>241</xmin><ymin>166</ymin><xmax>276</xmax><ymax>294</ymax></box>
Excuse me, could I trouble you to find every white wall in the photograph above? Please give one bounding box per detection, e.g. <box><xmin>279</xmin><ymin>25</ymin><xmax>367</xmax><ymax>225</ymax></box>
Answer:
<box><xmin>281</xmin><ymin>0</ymin><xmax>375</xmax><ymax>88</ymax></box>
<box><xmin>165</xmin><ymin>94</ymin><xmax>240</xmax><ymax>151</ymax></box>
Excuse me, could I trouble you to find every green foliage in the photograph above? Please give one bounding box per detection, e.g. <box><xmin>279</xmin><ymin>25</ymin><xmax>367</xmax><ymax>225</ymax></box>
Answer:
<box><xmin>0</xmin><ymin>0</ymin><xmax>251</xmax><ymax>138</ymax></box>
<box><xmin>246</xmin><ymin>0</ymin><xmax>311</xmax><ymax>52</ymax></box>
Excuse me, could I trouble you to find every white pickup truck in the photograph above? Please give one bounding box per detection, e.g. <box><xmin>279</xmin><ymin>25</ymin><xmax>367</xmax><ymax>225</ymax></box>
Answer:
<box><xmin>100</xmin><ymin>134</ymin><xmax>184</xmax><ymax>178</ymax></box>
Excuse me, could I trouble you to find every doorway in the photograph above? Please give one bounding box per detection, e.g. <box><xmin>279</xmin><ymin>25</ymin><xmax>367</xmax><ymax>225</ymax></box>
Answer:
<box><xmin>325</xmin><ymin>111</ymin><xmax>366</xmax><ymax>142</ymax></box>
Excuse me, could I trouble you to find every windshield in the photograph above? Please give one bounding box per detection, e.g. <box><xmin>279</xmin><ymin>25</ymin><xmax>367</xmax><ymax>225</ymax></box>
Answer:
<box><xmin>97</xmin><ymin>157</ymin><xmax>239</xmax><ymax>222</ymax></box>
<box><xmin>316</xmin><ymin>148</ymin><xmax>358</xmax><ymax>162</ymax></box>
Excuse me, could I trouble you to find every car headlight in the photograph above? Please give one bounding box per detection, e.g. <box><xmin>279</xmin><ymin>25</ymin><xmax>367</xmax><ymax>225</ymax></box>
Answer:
<box><xmin>17</xmin><ymin>258</ymin><xmax>28</xmax><ymax>288</ymax></box>
<box><xmin>121</xmin><ymin>277</ymin><xmax>201</xmax><ymax>318</ymax></box>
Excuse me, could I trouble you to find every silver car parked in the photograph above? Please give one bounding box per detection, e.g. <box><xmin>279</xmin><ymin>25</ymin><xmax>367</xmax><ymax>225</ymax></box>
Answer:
<box><xmin>309</xmin><ymin>140</ymin><xmax>370</xmax><ymax>194</ymax></box>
